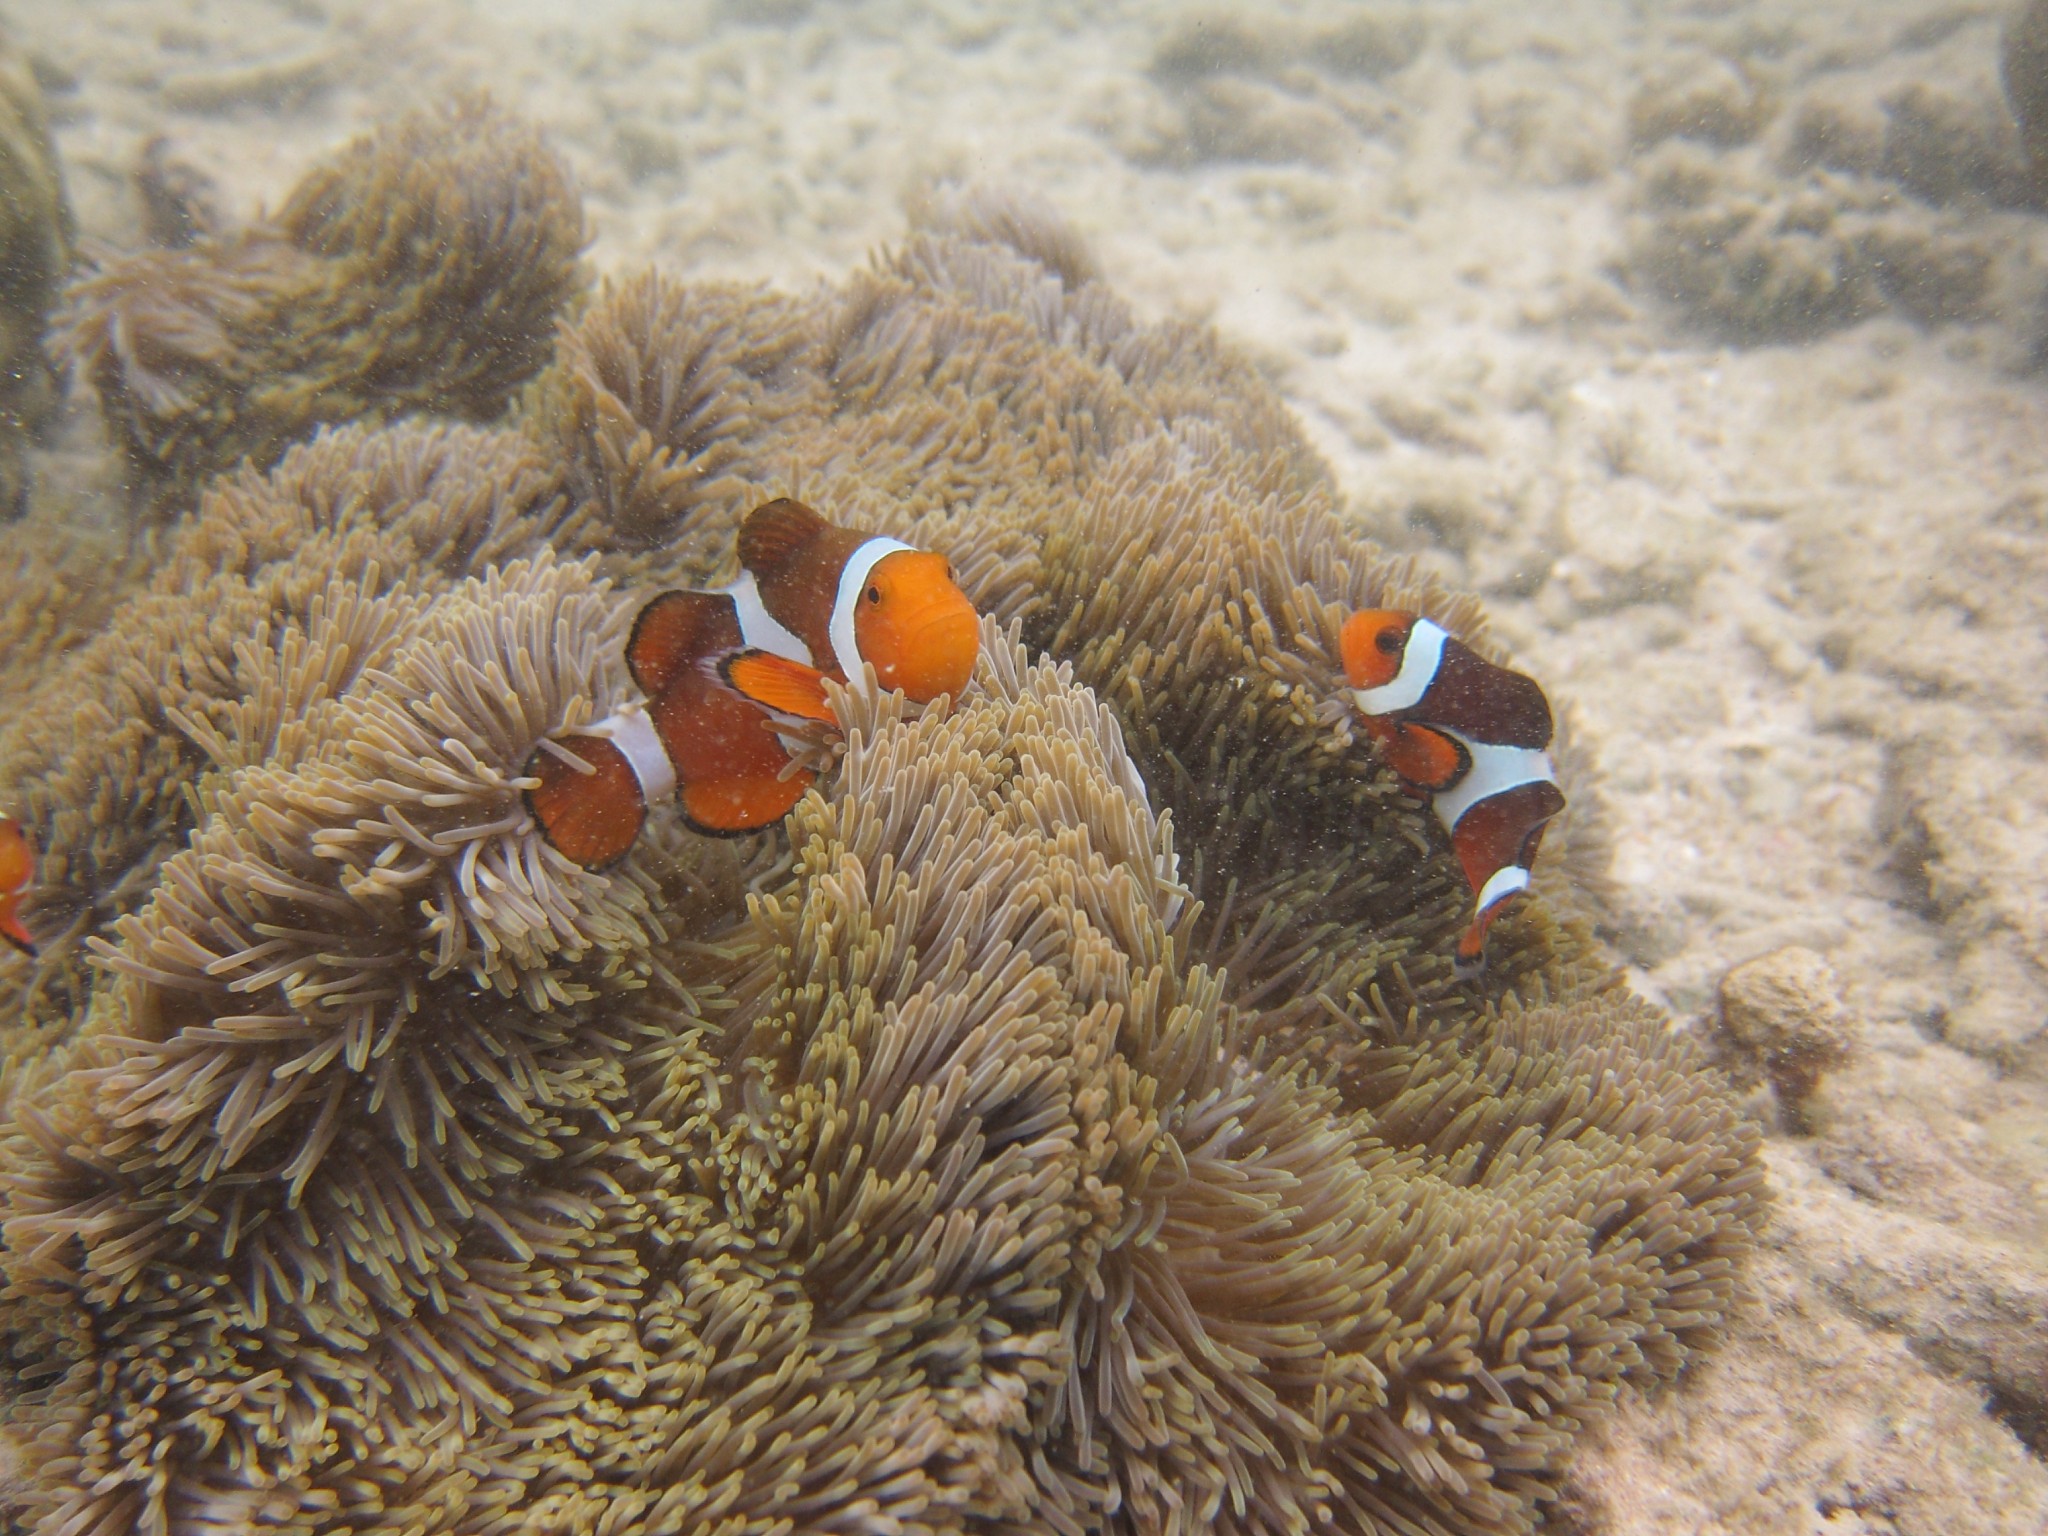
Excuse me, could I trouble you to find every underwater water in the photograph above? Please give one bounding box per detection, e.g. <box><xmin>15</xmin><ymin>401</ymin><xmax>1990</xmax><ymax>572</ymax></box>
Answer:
<box><xmin>0</xmin><ymin>0</ymin><xmax>2045</xmax><ymax>1532</ymax></box>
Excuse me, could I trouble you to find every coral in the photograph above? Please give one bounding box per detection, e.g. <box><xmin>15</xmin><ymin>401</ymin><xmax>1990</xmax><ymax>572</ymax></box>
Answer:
<box><xmin>1627</xmin><ymin>147</ymin><xmax>1881</xmax><ymax>343</ymax></box>
<box><xmin>1626</xmin><ymin>37</ymin><xmax>2047</xmax><ymax>344</ymax></box>
<box><xmin>0</xmin><ymin>145</ymin><xmax>1764</xmax><ymax>1536</ymax></box>
<box><xmin>1862</xmin><ymin>220</ymin><xmax>1996</xmax><ymax>325</ymax></box>
<box><xmin>1781</xmin><ymin>88</ymin><xmax>1887</xmax><ymax>177</ymax></box>
<box><xmin>1149</xmin><ymin>9</ymin><xmax>1423</xmax><ymax>86</ymax></box>
<box><xmin>1313</xmin><ymin>10</ymin><xmax>1427</xmax><ymax>83</ymax></box>
<box><xmin>0</xmin><ymin>33</ymin><xmax>74</xmax><ymax>520</ymax></box>
<box><xmin>50</xmin><ymin>96</ymin><xmax>585</xmax><ymax>514</ymax></box>
<box><xmin>1627</xmin><ymin>55</ymin><xmax>1775</xmax><ymax>151</ymax></box>
<box><xmin>1107</xmin><ymin>8</ymin><xmax>1419</xmax><ymax>170</ymax></box>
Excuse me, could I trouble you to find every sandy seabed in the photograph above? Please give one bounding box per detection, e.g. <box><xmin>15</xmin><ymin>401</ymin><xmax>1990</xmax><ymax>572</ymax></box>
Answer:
<box><xmin>7</xmin><ymin>0</ymin><xmax>2048</xmax><ymax>1531</ymax></box>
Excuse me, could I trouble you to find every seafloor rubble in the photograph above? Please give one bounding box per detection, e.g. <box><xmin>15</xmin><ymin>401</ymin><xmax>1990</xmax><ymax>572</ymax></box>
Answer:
<box><xmin>1622</xmin><ymin>2</ymin><xmax>2048</xmax><ymax>344</ymax></box>
<box><xmin>0</xmin><ymin>105</ymin><xmax>1766</xmax><ymax>1536</ymax></box>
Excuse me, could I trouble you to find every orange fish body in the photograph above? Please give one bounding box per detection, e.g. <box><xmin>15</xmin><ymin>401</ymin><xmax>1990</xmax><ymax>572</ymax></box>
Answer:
<box><xmin>1341</xmin><ymin>609</ymin><xmax>1565</xmax><ymax>977</ymax></box>
<box><xmin>529</xmin><ymin>499</ymin><xmax>980</xmax><ymax>864</ymax></box>
<box><xmin>0</xmin><ymin>814</ymin><xmax>36</xmax><ymax>958</ymax></box>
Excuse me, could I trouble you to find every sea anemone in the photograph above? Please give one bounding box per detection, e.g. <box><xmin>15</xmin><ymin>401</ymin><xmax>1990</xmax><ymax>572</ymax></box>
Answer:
<box><xmin>50</xmin><ymin>96</ymin><xmax>585</xmax><ymax>513</ymax></box>
<box><xmin>0</xmin><ymin>118</ymin><xmax>1764</xmax><ymax>1536</ymax></box>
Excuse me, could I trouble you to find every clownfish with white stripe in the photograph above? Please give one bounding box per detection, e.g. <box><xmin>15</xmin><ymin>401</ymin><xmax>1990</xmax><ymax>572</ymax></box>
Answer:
<box><xmin>1340</xmin><ymin>609</ymin><xmax>1565</xmax><ymax>979</ymax></box>
<box><xmin>0</xmin><ymin>813</ymin><xmax>36</xmax><ymax>958</ymax></box>
<box><xmin>527</xmin><ymin>498</ymin><xmax>980</xmax><ymax>864</ymax></box>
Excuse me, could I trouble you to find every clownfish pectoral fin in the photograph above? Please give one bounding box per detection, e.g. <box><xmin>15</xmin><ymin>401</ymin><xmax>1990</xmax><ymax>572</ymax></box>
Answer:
<box><xmin>716</xmin><ymin>650</ymin><xmax>838</xmax><ymax>725</ymax></box>
<box><xmin>628</xmin><ymin>590</ymin><xmax>738</xmax><ymax>700</ymax></box>
<box><xmin>525</xmin><ymin>735</ymin><xmax>648</xmax><ymax>867</ymax></box>
<box><xmin>1</xmin><ymin>910</ymin><xmax>35</xmax><ymax>959</ymax></box>
<box><xmin>737</xmin><ymin>498</ymin><xmax>829</xmax><ymax>582</ymax></box>
<box><xmin>680</xmin><ymin>767</ymin><xmax>816</xmax><ymax>836</ymax></box>
<box><xmin>1378</xmin><ymin>721</ymin><xmax>1465</xmax><ymax>792</ymax></box>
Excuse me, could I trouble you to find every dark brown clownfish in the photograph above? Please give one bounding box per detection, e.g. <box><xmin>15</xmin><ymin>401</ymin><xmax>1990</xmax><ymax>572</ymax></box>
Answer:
<box><xmin>1340</xmin><ymin>609</ymin><xmax>1566</xmax><ymax>978</ymax></box>
<box><xmin>527</xmin><ymin>498</ymin><xmax>980</xmax><ymax>864</ymax></box>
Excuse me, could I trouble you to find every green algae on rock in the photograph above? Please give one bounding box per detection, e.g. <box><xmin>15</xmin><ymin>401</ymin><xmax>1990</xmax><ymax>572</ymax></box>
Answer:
<box><xmin>0</xmin><ymin>34</ymin><xmax>74</xmax><ymax>521</ymax></box>
<box><xmin>50</xmin><ymin>96</ymin><xmax>586</xmax><ymax>514</ymax></box>
<box><xmin>0</xmin><ymin>152</ymin><xmax>1764</xmax><ymax>1536</ymax></box>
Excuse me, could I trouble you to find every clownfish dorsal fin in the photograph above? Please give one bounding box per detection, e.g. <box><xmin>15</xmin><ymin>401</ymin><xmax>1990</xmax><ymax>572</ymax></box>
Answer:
<box><xmin>718</xmin><ymin>650</ymin><xmax>838</xmax><ymax>725</ymax></box>
<box><xmin>628</xmin><ymin>590</ymin><xmax>736</xmax><ymax>699</ymax></box>
<box><xmin>737</xmin><ymin>498</ymin><xmax>829</xmax><ymax>583</ymax></box>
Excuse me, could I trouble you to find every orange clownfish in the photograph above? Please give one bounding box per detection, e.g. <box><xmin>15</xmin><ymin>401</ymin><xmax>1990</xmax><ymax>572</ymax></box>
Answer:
<box><xmin>1</xmin><ymin>814</ymin><xmax>36</xmax><ymax>958</ymax></box>
<box><xmin>528</xmin><ymin>498</ymin><xmax>980</xmax><ymax>864</ymax></box>
<box><xmin>1341</xmin><ymin>609</ymin><xmax>1565</xmax><ymax>978</ymax></box>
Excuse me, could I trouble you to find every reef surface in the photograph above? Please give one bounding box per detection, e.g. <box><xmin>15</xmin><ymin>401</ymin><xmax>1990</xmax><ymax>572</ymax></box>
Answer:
<box><xmin>0</xmin><ymin>1</ymin><xmax>2045</xmax><ymax>1535</ymax></box>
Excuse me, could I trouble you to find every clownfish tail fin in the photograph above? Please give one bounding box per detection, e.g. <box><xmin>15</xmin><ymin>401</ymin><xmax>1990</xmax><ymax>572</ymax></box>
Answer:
<box><xmin>524</xmin><ymin>735</ymin><xmax>648</xmax><ymax>868</ymax></box>
<box><xmin>737</xmin><ymin>498</ymin><xmax>829</xmax><ymax>579</ymax></box>
<box><xmin>1454</xmin><ymin>862</ymin><xmax>1537</xmax><ymax>980</ymax></box>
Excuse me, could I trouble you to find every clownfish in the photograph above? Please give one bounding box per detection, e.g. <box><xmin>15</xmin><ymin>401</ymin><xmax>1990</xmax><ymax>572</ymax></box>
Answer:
<box><xmin>1340</xmin><ymin>609</ymin><xmax>1565</xmax><ymax>978</ymax></box>
<box><xmin>528</xmin><ymin>498</ymin><xmax>980</xmax><ymax>864</ymax></box>
<box><xmin>0</xmin><ymin>814</ymin><xmax>36</xmax><ymax>958</ymax></box>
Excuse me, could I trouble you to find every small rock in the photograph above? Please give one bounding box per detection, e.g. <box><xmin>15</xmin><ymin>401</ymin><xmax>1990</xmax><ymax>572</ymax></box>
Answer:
<box><xmin>1862</xmin><ymin>222</ymin><xmax>1994</xmax><ymax>326</ymax></box>
<box><xmin>1152</xmin><ymin>78</ymin><xmax>1353</xmax><ymax>169</ymax></box>
<box><xmin>614</xmin><ymin>121</ymin><xmax>685</xmax><ymax>185</ymax></box>
<box><xmin>1311</xmin><ymin>12</ymin><xmax>1426</xmax><ymax>82</ymax></box>
<box><xmin>1719</xmin><ymin>946</ymin><xmax>1859</xmax><ymax>1121</ymax></box>
<box><xmin>1781</xmin><ymin>90</ymin><xmax>1886</xmax><ymax>176</ymax></box>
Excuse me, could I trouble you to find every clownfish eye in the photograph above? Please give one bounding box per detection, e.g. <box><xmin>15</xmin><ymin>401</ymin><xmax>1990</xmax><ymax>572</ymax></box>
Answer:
<box><xmin>1375</xmin><ymin>628</ymin><xmax>1404</xmax><ymax>655</ymax></box>
<box><xmin>867</xmin><ymin>585</ymin><xmax>882</xmax><ymax>604</ymax></box>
